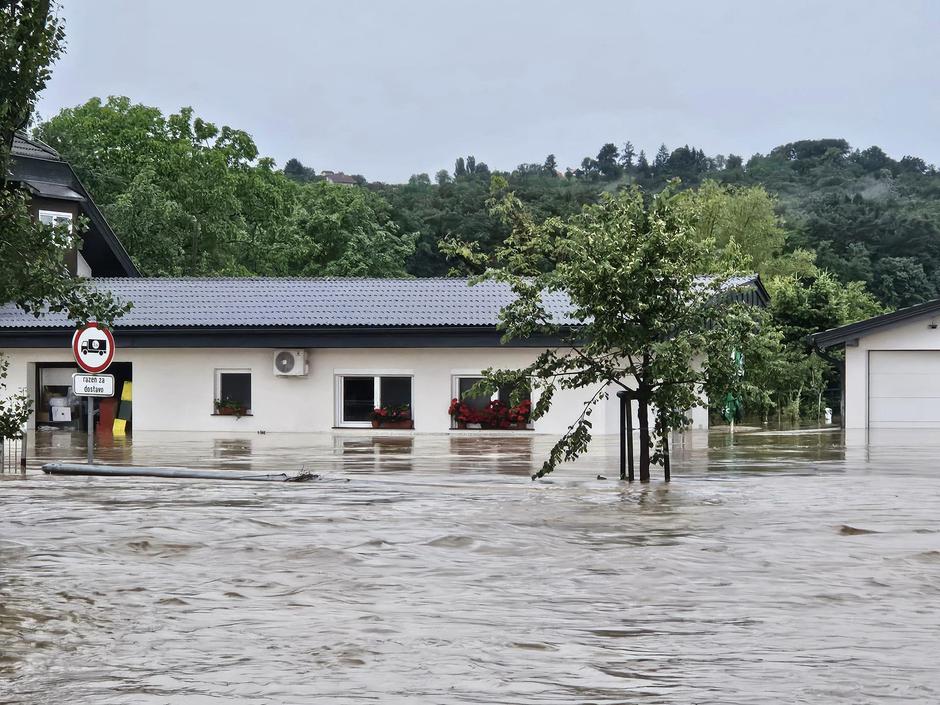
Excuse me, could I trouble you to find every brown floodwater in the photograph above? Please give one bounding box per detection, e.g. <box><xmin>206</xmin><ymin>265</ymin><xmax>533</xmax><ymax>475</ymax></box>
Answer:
<box><xmin>1</xmin><ymin>428</ymin><xmax>939</xmax><ymax>703</ymax></box>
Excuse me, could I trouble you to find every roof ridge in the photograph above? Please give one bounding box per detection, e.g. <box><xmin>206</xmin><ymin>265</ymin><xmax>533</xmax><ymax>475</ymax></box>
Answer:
<box><xmin>12</xmin><ymin>131</ymin><xmax>60</xmax><ymax>159</ymax></box>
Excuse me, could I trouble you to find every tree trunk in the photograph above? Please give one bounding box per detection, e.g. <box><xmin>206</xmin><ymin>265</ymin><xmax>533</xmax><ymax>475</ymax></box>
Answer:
<box><xmin>637</xmin><ymin>394</ymin><xmax>651</xmax><ymax>482</ymax></box>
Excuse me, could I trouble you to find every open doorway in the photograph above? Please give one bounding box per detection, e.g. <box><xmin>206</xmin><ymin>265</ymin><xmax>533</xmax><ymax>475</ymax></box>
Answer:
<box><xmin>34</xmin><ymin>362</ymin><xmax>133</xmax><ymax>435</ymax></box>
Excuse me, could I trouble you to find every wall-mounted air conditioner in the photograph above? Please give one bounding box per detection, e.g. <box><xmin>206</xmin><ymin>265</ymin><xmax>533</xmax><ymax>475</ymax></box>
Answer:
<box><xmin>273</xmin><ymin>350</ymin><xmax>308</xmax><ymax>377</ymax></box>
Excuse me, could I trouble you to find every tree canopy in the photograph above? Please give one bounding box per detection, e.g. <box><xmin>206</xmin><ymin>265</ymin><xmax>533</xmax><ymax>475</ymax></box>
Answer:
<box><xmin>36</xmin><ymin>97</ymin><xmax>418</xmax><ymax>277</ymax></box>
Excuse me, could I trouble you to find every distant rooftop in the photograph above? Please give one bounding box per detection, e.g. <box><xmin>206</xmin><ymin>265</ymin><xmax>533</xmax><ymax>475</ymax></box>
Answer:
<box><xmin>320</xmin><ymin>170</ymin><xmax>358</xmax><ymax>185</ymax></box>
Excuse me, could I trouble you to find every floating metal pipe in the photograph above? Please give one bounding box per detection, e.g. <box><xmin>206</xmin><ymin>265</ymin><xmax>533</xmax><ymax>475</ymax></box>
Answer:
<box><xmin>42</xmin><ymin>463</ymin><xmax>317</xmax><ymax>482</ymax></box>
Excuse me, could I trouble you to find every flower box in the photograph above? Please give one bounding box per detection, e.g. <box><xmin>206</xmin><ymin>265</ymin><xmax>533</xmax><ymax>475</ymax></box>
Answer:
<box><xmin>449</xmin><ymin>397</ymin><xmax>531</xmax><ymax>430</ymax></box>
<box><xmin>371</xmin><ymin>418</ymin><xmax>414</xmax><ymax>429</ymax></box>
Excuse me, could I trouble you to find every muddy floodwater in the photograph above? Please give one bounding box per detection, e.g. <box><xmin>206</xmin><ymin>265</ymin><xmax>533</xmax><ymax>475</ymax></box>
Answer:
<box><xmin>2</xmin><ymin>429</ymin><xmax>939</xmax><ymax>703</ymax></box>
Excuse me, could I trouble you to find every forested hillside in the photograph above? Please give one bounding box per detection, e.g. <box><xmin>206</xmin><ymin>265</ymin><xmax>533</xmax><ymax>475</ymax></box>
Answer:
<box><xmin>375</xmin><ymin>139</ymin><xmax>940</xmax><ymax>310</ymax></box>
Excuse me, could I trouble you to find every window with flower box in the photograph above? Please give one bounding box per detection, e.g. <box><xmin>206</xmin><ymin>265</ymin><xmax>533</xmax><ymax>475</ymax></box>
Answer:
<box><xmin>335</xmin><ymin>373</ymin><xmax>413</xmax><ymax>428</ymax></box>
<box><xmin>450</xmin><ymin>376</ymin><xmax>532</xmax><ymax>429</ymax></box>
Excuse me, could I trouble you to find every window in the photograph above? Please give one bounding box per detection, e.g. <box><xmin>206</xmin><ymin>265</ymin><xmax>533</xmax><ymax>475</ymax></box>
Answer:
<box><xmin>215</xmin><ymin>369</ymin><xmax>251</xmax><ymax>415</ymax></box>
<box><xmin>452</xmin><ymin>375</ymin><xmax>531</xmax><ymax>428</ymax></box>
<box><xmin>457</xmin><ymin>376</ymin><xmax>492</xmax><ymax>413</ymax></box>
<box><xmin>38</xmin><ymin>210</ymin><xmax>73</xmax><ymax>232</ymax></box>
<box><xmin>335</xmin><ymin>374</ymin><xmax>413</xmax><ymax>427</ymax></box>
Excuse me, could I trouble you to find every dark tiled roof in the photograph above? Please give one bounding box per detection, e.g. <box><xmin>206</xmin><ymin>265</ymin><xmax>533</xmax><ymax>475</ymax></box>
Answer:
<box><xmin>11</xmin><ymin>133</ymin><xmax>60</xmax><ymax>160</ymax></box>
<box><xmin>0</xmin><ymin>275</ymin><xmax>765</xmax><ymax>331</ymax></box>
<box><xmin>0</xmin><ymin>278</ymin><xmax>578</xmax><ymax>329</ymax></box>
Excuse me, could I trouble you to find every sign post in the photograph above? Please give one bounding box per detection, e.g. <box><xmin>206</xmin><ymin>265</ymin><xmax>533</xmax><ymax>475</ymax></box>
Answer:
<box><xmin>71</xmin><ymin>323</ymin><xmax>116</xmax><ymax>464</ymax></box>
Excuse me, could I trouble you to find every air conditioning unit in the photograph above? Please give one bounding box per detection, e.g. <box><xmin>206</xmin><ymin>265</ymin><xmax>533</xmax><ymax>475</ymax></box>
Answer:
<box><xmin>273</xmin><ymin>350</ymin><xmax>308</xmax><ymax>377</ymax></box>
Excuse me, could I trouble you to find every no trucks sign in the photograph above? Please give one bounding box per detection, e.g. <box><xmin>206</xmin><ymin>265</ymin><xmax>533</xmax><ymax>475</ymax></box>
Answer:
<box><xmin>72</xmin><ymin>322</ymin><xmax>115</xmax><ymax>374</ymax></box>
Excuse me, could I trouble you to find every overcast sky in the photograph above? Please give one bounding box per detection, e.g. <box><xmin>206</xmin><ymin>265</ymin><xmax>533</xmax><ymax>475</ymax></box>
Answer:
<box><xmin>36</xmin><ymin>0</ymin><xmax>940</xmax><ymax>182</ymax></box>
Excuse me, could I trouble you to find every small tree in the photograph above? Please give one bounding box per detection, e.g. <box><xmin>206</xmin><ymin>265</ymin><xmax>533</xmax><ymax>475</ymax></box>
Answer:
<box><xmin>0</xmin><ymin>357</ymin><xmax>30</xmax><ymax>439</ymax></box>
<box><xmin>444</xmin><ymin>178</ymin><xmax>759</xmax><ymax>481</ymax></box>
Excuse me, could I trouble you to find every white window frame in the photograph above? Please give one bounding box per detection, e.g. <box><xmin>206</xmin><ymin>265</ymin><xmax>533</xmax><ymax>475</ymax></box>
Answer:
<box><xmin>214</xmin><ymin>368</ymin><xmax>252</xmax><ymax>415</ymax></box>
<box><xmin>334</xmin><ymin>371</ymin><xmax>414</xmax><ymax>428</ymax></box>
<box><xmin>38</xmin><ymin>209</ymin><xmax>73</xmax><ymax>232</ymax></box>
<box><xmin>451</xmin><ymin>373</ymin><xmax>534</xmax><ymax>429</ymax></box>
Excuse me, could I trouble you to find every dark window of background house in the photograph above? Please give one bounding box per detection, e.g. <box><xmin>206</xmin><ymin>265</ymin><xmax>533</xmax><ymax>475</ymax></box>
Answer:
<box><xmin>459</xmin><ymin>377</ymin><xmax>491</xmax><ymax>411</ymax></box>
<box><xmin>380</xmin><ymin>376</ymin><xmax>411</xmax><ymax>408</ymax></box>
<box><xmin>498</xmin><ymin>381</ymin><xmax>531</xmax><ymax>406</ymax></box>
<box><xmin>343</xmin><ymin>376</ymin><xmax>375</xmax><ymax>422</ymax></box>
<box><xmin>220</xmin><ymin>372</ymin><xmax>251</xmax><ymax>410</ymax></box>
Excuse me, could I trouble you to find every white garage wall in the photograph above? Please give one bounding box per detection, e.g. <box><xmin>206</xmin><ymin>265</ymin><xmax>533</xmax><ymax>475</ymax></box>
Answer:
<box><xmin>843</xmin><ymin>312</ymin><xmax>940</xmax><ymax>428</ymax></box>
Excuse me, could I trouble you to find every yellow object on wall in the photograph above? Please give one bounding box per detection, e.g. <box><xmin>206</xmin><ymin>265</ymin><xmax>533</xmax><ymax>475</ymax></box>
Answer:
<box><xmin>121</xmin><ymin>382</ymin><xmax>133</xmax><ymax>401</ymax></box>
<box><xmin>112</xmin><ymin>418</ymin><xmax>127</xmax><ymax>436</ymax></box>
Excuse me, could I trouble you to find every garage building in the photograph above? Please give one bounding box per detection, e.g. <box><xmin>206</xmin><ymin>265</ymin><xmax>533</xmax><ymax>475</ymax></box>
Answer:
<box><xmin>812</xmin><ymin>300</ymin><xmax>940</xmax><ymax>429</ymax></box>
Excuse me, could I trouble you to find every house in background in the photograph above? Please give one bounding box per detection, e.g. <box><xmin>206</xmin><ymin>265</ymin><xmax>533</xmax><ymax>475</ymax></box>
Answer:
<box><xmin>0</xmin><ymin>275</ymin><xmax>768</xmax><ymax>436</ymax></box>
<box><xmin>8</xmin><ymin>133</ymin><xmax>138</xmax><ymax>278</ymax></box>
<box><xmin>2</xmin><ymin>135</ymin><xmax>768</xmax><ymax>438</ymax></box>
<box><xmin>813</xmin><ymin>299</ymin><xmax>940</xmax><ymax>429</ymax></box>
<box><xmin>320</xmin><ymin>170</ymin><xmax>358</xmax><ymax>185</ymax></box>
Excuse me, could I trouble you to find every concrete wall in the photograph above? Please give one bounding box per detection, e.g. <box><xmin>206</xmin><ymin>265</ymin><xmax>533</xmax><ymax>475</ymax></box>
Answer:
<box><xmin>0</xmin><ymin>346</ymin><xmax>712</xmax><ymax>435</ymax></box>
<box><xmin>843</xmin><ymin>312</ymin><xmax>940</xmax><ymax>429</ymax></box>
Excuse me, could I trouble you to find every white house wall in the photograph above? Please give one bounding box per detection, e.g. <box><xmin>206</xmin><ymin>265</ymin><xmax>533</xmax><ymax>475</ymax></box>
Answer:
<box><xmin>0</xmin><ymin>347</ymin><xmax>593</xmax><ymax>434</ymax></box>
<box><xmin>1</xmin><ymin>346</ymin><xmax>712</xmax><ymax>434</ymax></box>
<box><xmin>843</xmin><ymin>313</ymin><xmax>940</xmax><ymax>429</ymax></box>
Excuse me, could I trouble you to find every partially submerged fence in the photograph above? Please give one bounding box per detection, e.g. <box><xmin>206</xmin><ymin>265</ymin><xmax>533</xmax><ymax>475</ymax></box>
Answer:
<box><xmin>1</xmin><ymin>433</ymin><xmax>27</xmax><ymax>472</ymax></box>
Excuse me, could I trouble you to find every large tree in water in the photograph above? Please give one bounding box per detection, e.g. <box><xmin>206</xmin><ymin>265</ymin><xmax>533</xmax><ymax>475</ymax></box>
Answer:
<box><xmin>445</xmin><ymin>178</ymin><xmax>760</xmax><ymax>481</ymax></box>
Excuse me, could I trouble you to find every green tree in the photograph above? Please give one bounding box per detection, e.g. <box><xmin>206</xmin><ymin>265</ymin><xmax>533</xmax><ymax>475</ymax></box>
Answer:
<box><xmin>445</xmin><ymin>180</ymin><xmax>758</xmax><ymax>481</ymax></box>
<box><xmin>284</xmin><ymin>157</ymin><xmax>317</xmax><ymax>183</ymax></box>
<box><xmin>619</xmin><ymin>141</ymin><xmax>635</xmax><ymax>170</ymax></box>
<box><xmin>262</xmin><ymin>181</ymin><xmax>417</xmax><ymax>277</ymax></box>
<box><xmin>104</xmin><ymin>169</ymin><xmax>195</xmax><ymax>275</ymax></box>
<box><xmin>653</xmin><ymin>143</ymin><xmax>670</xmax><ymax>170</ymax></box>
<box><xmin>595</xmin><ymin>143</ymin><xmax>620</xmax><ymax>179</ymax></box>
<box><xmin>689</xmin><ymin>180</ymin><xmax>786</xmax><ymax>275</ymax></box>
<box><xmin>873</xmin><ymin>257</ymin><xmax>936</xmax><ymax>309</ymax></box>
<box><xmin>542</xmin><ymin>153</ymin><xmax>557</xmax><ymax>175</ymax></box>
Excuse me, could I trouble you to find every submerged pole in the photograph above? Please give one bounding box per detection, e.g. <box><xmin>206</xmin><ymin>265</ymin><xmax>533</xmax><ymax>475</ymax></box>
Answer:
<box><xmin>663</xmin><ymin>430</ymin><xmax>671</xmax><ymax>482</ymax></box>
<box><xmin>619</xmin><ymin>393</ymin><xmax>626</xmax><ymax>481</ymax></box>
<box><xmin>87</xmin><ymin>399</ymin><xmax>93</xmax><ymax>464</ymax></box>
<box><xmin>617</xmin><ymin>391</ymin><xmax>635</xmax><ymax>482</ymax></box>
<box><xmin>626</xmin><ymin>398</ymin><xmax>634</xmax><ymax>482</ymax></box>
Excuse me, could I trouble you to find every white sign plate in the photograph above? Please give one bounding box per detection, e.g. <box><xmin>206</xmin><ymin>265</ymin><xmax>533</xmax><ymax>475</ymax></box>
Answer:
<box><xmin>72</xmin><ymin>373</ymin><xmax>115</xmax><ymax>397</ymax></box>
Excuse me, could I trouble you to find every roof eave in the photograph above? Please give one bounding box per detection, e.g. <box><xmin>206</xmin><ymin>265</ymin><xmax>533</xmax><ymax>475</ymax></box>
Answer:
<box><xmin>810</xmin><ymin>298</ymin><xmax>940</xmax><ymax>349</ymax></box>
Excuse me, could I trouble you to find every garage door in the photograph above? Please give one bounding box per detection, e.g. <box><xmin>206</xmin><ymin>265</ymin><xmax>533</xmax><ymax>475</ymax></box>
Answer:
<box><xmin>869</xmin><ymin>351</ymin><xmax>940</xmax><ymax>427</ymax></box>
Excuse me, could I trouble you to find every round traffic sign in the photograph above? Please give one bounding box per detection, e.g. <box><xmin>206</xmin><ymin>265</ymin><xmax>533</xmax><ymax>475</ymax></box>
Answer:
<box><xmin>72</xmin><ymin>322</ymin><xmax>115</xmax><ymax>373</ymax></box>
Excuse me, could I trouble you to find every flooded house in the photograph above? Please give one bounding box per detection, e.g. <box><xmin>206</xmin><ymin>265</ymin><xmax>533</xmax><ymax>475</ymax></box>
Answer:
<box><xmin>813</xmin><ymin>301</ymin><xmax>940</xmax><ymax>429</ymax></box>
<box><xmin>2</xmin><ymin>134</ymin><xmax>766</xmax><ymax>437</ymax></box>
